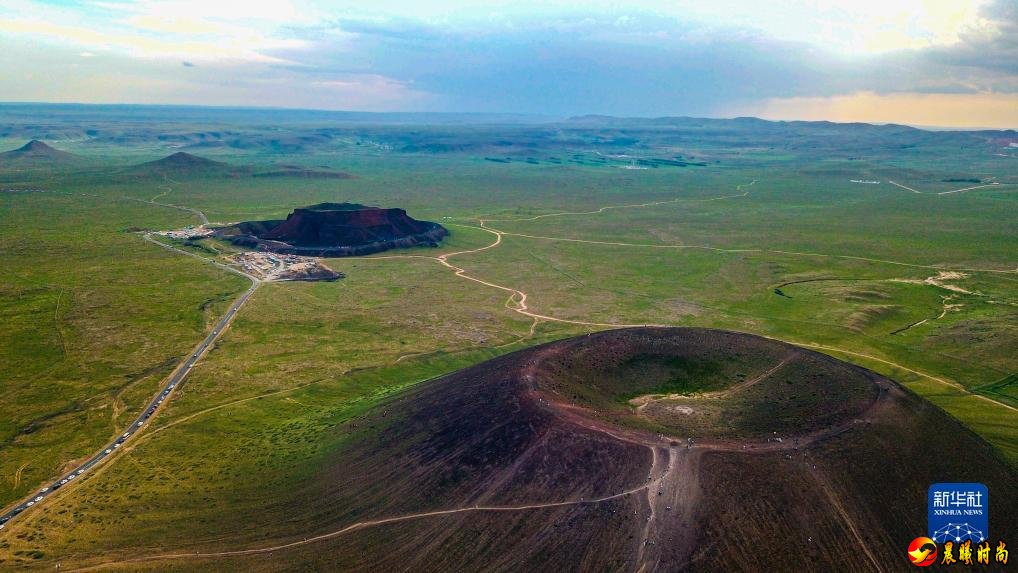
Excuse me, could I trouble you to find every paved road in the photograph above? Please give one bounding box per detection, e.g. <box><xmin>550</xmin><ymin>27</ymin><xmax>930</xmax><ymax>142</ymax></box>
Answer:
<box><xmin>0</xmin><ymin>243</ymin><xmax>259</xmax><ymax>531</ymax></box>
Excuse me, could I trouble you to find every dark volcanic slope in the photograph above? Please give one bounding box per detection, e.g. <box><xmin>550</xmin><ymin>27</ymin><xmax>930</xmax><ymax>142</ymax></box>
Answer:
<box><xmin>262</xmin><ymin>203</ymin><xmax>435</xmax><ymax>246</ymax></box>
<box><xmin>130</xmin><ymin>328</ymin><xmax>1016</xmax><ymax>572</ymax></box>
<box><xmin>219</xmin><ymin>202</ymin><xmax>448</xmax><ymax>256</ymax></box>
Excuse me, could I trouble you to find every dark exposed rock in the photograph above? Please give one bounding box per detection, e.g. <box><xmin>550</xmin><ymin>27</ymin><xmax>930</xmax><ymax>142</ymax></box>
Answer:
<box><xmin>217</xmin><ymin>202</ymin><xmax>448</xmax><ymax>256</ymax></box>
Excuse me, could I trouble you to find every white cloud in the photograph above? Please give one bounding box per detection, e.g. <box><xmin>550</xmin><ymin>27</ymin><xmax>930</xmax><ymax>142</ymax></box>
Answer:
<box><xmin>0</xmin><ymin>0</ymin><xmax>314</xmax><ymax>63</ymax></box>
<box><xmin>738</xmin><ymin>90</ymin><xmax>1018</xmax><ymax>128</ymax></box>
<box><xmin>0</xmin><ymin>16</ymin><xmax>301</xmax><ymax>62</ymax></box>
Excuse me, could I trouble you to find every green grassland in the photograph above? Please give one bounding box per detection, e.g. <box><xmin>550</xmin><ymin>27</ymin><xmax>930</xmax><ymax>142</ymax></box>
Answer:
<box><xmin>0</xmin><ymin>109</ymin><xmax>1015</xmax><ymax>568</ymax></box>
<box><xmin>0</xmin><ymin>190</ymin><xmax>249</xmax><ymax>511</ymax></box>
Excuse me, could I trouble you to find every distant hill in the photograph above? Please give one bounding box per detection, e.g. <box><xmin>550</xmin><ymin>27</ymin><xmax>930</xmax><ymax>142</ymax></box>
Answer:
<box><xmin>136</xmin><ymin>151</ymin><xmax>229</xmax><ymax>172</ymax></box>
<box><xmin>119</xmin><ymin>151</ymin><xmax>246</xmax><ymax>179</ymax></box>
<box><xmin>564</xmin><ymin>114</ymin><xmax>920</xmax><ymax>133</ymax></box>
<box><xmin>0</xmin><ymin>140</ymin><xmax>79</xmax><ymax>165</ymax></box>
<box><xmin>251</xmin><ymin>164</ymin><xmax>354</xmax><ymax>180</ymax></box>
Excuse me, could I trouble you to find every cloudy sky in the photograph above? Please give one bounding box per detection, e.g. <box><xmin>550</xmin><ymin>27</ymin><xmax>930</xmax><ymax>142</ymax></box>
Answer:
<box><xmin>2</xmin><ymin>0</ymin><xmax>1017</xmax><ymax>127</ymax></box>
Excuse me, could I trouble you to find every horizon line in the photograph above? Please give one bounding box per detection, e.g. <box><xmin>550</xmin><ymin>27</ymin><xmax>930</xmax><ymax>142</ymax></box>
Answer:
<box><xmin>0</xmin><ymin>100</ymin><xmax>1015</xmax><ymax>132</ymax></box>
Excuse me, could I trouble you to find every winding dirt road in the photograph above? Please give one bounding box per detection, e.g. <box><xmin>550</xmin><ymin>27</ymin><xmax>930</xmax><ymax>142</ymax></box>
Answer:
<box><xmin>888</xmin><ymin>179</ymin><xmax>1015</xmax><ymax>196</ymax></box>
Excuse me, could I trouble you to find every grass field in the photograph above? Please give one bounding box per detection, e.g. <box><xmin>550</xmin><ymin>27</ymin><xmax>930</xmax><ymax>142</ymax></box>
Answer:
<box><xmin>0</xmin><ymin>110</ymin><xmax>1015</xmax><ymax>568</ymax></box>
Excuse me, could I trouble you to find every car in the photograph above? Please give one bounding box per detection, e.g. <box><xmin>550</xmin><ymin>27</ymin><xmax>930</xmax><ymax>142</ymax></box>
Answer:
<box><xmin>105</xmin><ymin>449</ymin><xmax>112</xmax><ymax>453</ymax></box>
<box><xmin>40</xmin><ymin>487</ymin><xmax>49</xmax><ymax>493</ymax></box>
<box><xmin>26</xmin><ymin>501</ymin><xmax>34</xmax><ymax>506</ymax></box>
<box><xmin>193</xmin><ymin>353</ymin><xmax>198</xmax><ymax>358</ymax></box>
<box><xmin>113</xmin><ymin>443</ymin><xmax>120</xmax><ymax>448</ymax></box>
<box><xmin>76</xmin><ymin>470</ymin><xmax>84</xmax><ymax>475</ymax></box>
<box><xmin>34</xmin><ymin>496</ymin><xmax>43</xmax><ymax>502</ymax></box>
<box><xmin>122</xmin><ymin>432</ymin><xmax>130</xmax><ymax>438</ymax></box>
<box><xmin>60</xmin><ymin>479</ymin><xmax>67</xmax><ymax>485</ymax></box>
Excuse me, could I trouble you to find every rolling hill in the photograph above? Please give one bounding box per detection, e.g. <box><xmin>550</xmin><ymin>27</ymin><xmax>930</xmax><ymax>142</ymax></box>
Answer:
<box><xmin>131</xmin><ymin>151</ymin><xmax>232</xmax><ymax>175</ymax></box>
<box><xmin>0</xmin><ymin>140</ymin><xmax>79</xmax><ymax>166</ymax></box>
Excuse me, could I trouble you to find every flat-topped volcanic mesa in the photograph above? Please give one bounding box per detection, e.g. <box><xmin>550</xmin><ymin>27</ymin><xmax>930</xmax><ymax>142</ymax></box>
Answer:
<box><xmin>218</xmin><ymin>202</ymin><xmax>448</xmax><ymax>256</ymax></box>
<box><xmin>139</xmin><ymin>328</ymin><xmax>1015</xmax><ymax>572</ymax></box>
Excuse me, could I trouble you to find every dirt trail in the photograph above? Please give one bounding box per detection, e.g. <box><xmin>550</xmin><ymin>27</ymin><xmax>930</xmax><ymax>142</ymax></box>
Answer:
<box><xmin>938</xmin><ymin>182</ymin><xmax>1011</xmax><ymax>195</ymax></box>
<box><xmin>797</xmin><ymin>343</ymin><xmax>1016</xmax><ymax>413</ymax></box>
<box><xmin>631</xmin><ymin>352</ymin><xmax>797</xmax><ymax>416</ymax></box>
<box><xmin>811</xmin><ymin>469</ymin><xmax>885</xmax><ymax>572</ymax></box>
<box><xmin>887</xmin><ymin>179</ymin><xmax>1014</xmax><ymax>196</ymax></box>
<box><xmin>890</xmin><ymin>294</ymin><xmax>958</xmax><ymax>335</ymax></box>
<box><xmin>635</xmin><ymin>446</ymin><xmax>701</xmax><ymax>572</ymax></box>
<box><xmin>484</xmin><ymin>227</ymin><xmax>1015</xmax><ymax>274</ymax></box>
<box><xmin>480</xmin><ymin>180</ymin><xmax>756</xmax><ymax>224</ymax></box>
<box><xmin>123</xmin><ymin>177</ymin><xmax>209</xmax><ymax>226</ymax></box>
<box><xmin>888</xmin><ymin>180</ymin><xmax>922</xmax><ymax>194</ymax></box>
<box><xmin>12</xmin><ymin>463</ymin><xmax>29</xmax><ymax>490</ymax></box>
<box><xmin>70</xmin><ymin>480</ymin><xmax>663</xmax><ymax>571</ymax></box>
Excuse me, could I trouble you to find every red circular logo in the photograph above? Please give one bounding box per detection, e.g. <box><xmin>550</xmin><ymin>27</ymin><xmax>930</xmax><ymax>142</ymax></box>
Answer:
<box><xmin>908</xmin><ymin>537</ymin><xmax>938</xmax><ymax>567</ymax></box>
